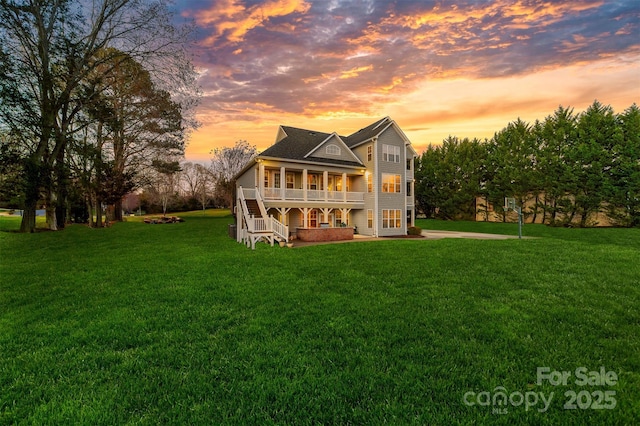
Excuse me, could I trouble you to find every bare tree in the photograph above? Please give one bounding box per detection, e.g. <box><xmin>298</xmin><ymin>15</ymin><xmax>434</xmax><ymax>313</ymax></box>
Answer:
<box><xmin>151</xmin><ymin>159</ymin><xmax>181</xmax><ymax>216</ymax></box>
<box><xmin>181</xmin><ymin>162</ymin><xmax>213</xmax><ymax>212</ymax></box>
<box><xmin>210</xmin><ymin>140</ymin><xmax>258</xmax><ymax>208</ymax></box>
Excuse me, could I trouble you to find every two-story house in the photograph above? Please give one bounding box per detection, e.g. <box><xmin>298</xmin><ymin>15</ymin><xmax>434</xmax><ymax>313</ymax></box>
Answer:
<box><xmin>235</xmin><ymin>117</ymin><xmax>417</xmax><ymax>248</ymax></box>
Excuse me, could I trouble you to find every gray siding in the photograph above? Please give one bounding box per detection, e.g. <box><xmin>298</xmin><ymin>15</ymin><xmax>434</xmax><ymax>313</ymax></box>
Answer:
<box><xmin>236</xmin><ymin>164</ymin><xmax>257</xmax><ymax>188</ymax></box>
<box><xmin>376</xmin><ymin>127</ymin><xmax>407</xmax><ymax>236</ymax></box>
<box><xmin>351</xmin><ymin>142</ymin><xmax>376</xmax><ymax>235</ymax></box>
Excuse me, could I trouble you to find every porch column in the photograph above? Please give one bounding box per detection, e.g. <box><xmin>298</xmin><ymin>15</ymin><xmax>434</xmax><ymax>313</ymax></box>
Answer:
<box><xmin>323</xmin><ymin>171</ymin><xmax>328</xmax><ymax>202</ymax></box>
<box><xmin>302</xmin><ymin>169</ymin><xmax>308</xmax><ymax>201</ymax></box>
<box><xmin>258</xmin><ymin>162</ymin><xmax>265</xmax><ymax>197</ymax></box>
<box><xmin>321</xmin><ymin>208</ymin><xmax>330</xmax><ymax>224</ymax></box>
<box><xmin>280</xmin><ymin>166</ymin><xmax>286</xmax><ymax>200</ymax></box>
<box><xmin>342</xmin><ymin>172</ymin><xmax>347</xmax><ymax>202</ymax></box>
<box><xmin>341</xmin><ymin>208</ymin><xmax>350</xmax><ymax>226</ymax></box>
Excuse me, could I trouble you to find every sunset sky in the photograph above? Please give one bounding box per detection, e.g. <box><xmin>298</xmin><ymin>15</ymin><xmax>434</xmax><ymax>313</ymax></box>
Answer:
<box><xmin>173</xmin><ymin>0</ymin><xmax>640</xmax><ymax>162</ymax></box>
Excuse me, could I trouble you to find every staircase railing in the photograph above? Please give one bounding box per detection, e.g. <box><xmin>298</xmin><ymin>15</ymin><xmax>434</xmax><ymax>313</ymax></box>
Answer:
<box><xmin>271</xmin><ymin>216</ymin><xmax>288</xmax><ymax>242</ymax></box>
<box><xmin>238</xmin><ymin>186</ymin><xmax>288</xmax><ymax>244</ymax></box>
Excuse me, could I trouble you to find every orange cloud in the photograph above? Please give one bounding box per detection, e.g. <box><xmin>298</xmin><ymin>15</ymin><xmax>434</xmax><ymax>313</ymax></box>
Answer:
<box><xmin>339</xmin><ymin>65</ymin><xmax>374</xmax><ymax>79</ymax></box>
<box><xmin>188</xmin><ymin>0</ymin><xmax>310</xmax><ymax>45</ymax></box>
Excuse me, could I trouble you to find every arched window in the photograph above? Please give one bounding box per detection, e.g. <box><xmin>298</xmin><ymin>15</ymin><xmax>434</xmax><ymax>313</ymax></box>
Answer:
<box><xmin>326</xmin><ymin>144</ymin><xmax>341</xmax><ymax>155</ymax></box>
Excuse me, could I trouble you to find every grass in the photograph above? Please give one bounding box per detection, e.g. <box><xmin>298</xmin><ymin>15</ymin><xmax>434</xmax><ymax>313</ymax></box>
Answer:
<box><xmin>1</xmin><ymin>212</ymin><xmax>639</xmax><ymax>424</ymax></box>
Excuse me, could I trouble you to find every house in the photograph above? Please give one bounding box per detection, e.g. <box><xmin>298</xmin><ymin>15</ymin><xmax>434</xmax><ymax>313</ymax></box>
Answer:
<box><xmin>234</xmin><ymin>117</ymin><xmax>417</xmax><ymax>248</ymax></box>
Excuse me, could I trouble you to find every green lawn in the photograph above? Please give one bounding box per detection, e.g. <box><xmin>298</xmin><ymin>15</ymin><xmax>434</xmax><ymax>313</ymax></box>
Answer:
<box><xmin>1</xmin><ymin>213</ymin><xmax>639</xmax><ymax>424</ymax></box>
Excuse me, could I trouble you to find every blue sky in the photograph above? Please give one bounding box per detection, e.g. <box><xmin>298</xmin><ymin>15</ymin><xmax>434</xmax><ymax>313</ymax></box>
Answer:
<box><xmin>171</xmin><ymin>0</ymin><xmax>640</xmax><ymax>161</ymax></box>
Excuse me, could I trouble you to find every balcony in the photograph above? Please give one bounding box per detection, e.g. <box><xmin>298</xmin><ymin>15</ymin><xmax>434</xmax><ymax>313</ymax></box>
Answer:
<box><xmin>260</xmin><ymin>187</ymin><xmax>364</xmax><ymax>203</ymax></box>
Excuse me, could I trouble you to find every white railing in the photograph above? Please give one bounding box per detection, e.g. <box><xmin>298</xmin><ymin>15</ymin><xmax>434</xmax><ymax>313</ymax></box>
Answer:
<box><xmin>346</xmin><ymin>191</ymin><xmax>364</xmax><ymax>202</ymax></box>
<box><xmin>242</xmin><ymin>187</ymin><xmax>256</xmax><ymax>199</ymax></box>
<box><xmin>263</xmin><ymin>187</ymin><xmax>281</xmax><ymax>199</ymax></box>
<box><xmin>260</xmin><ymin>187</ymin><xmax>364</xmax><ymax>203</ymax></box>
<box><xmin>285</xmin><ymin>189</ymin><xmax>305</xmax><ymax>200</ymax></box>
<box><xmin>271</xmin><ymin>217</ymin><xmax>288</xmax><ymax>242</ymax></box>
<box><xmin>246</xmin><ymin>215</ymin><xmax>288</xmax><ymax>242</ymax></box>
<box><xmin>307</xmin><ymin>189</ymin><xmax>323</xmax><ymax>200</ymax></box>
<box><xmin>248</xmin><ymin>216</ymin><xmax>269</xmax><ymax>233</ymax></box>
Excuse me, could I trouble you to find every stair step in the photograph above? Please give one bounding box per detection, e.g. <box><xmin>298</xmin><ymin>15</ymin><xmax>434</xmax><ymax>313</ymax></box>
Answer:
<box><xmin>245</xmin><ymin>199</ymin><xmax>262</xmax><ymax>217</ymax></box>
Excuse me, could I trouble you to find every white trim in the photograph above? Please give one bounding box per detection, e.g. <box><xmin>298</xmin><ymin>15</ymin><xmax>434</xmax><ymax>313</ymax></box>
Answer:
<box><xmin>257</xmin><ymin>156</ymin><xmax>364</xmax><ymax>170</ymax></box>
<box><xmin>372</xmin><ymin>116</ymin><xmax>390</xmax><ymax>131</ymax></box>
<box><xmin>304</xmin><ymin>132</ymin><xmax>363</xmax><ymax>164</ymax></box>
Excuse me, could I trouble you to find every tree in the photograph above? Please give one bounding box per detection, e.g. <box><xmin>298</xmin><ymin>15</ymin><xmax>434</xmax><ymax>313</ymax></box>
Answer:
<box><xmin>535</xmin><ymin>106</ymin><xmax>578</xmax><ymax>225</ymax></box>
<box><xmin>485</xmin><ymin>119</ymin><xmax>539</xmax><ymax>221</ymax></box>
<box><xmin>84</xmin><ymin>49</ymin><xmax>185</xmax><ymax>221</ymax></box>
<box><xmin>414</xmin><ymin>137</ymin><xmax>487</xmax><ymax>220</ymax></box>
<box><xmin>572</xmin><ymin>101</ymin><xmax>621</xmax><ymax>226</ymax></box>
<box><xmin>210</xmin><ymin>140</ymin><xmax>258</xmax><ymax>208</ymax></box>
<box><xmin>151</xmin><ymin>159</ymin><xmax>181</xmax><ymax>216</ymax></box>
<box><xmin>181</xmin><ymin>162</ymin><xmax>213</xmax><ymax>212</ymax></box>
<box><xmin>608</xmin><ymin>104</ymin><xmax>640</xmax><ymax>226</ymax></box>
<box><xmin>0</xmin><ymin>0</ymin><xmax>197</xmax><ymax>232</ymax></box>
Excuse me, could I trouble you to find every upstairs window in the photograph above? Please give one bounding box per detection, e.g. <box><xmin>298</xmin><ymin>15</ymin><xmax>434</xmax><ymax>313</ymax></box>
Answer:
<box><xmin>286</xmin><ymin>173</ymin><xmax>295</xmax><ymax>189</ymax></box>
<box><xmin>326</xmin><ymin>144</ymin><xmax>340</xmax><ymax>156</ymax></box>
<box><xmin>383</xmin><ymin>144</ymin><xmax>400</xmax><ymax>163</ymax></box>
<box><xmin>367</xmin><ymin>145</ymin><xmax>373</xmax><ymax>161</ymax></box>
<box><xmin>382</xmin><ymin>173</ymin><xmax>401</xmax><ymax>193</ymax></box>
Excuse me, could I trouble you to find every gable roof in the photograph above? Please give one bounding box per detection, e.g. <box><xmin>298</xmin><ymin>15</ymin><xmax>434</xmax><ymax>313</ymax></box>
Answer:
<box><xmin>343</xmin><ymin>116</ymin><xmax>393</xmax><ymax>148</ymax></box>
<box><xmin>304</xmin><ymin>132</ymin><xmax>362</xmax><ymax>163</ymax></box>
<box><xmin>259</xmin><ymin>126</ymin><xmax>364</xmax><ymax>167</ymax></box>
<box><xmin>255</xmin><ymin>116</ymin><xmax>415</xmax><ymax>169</ymax></box>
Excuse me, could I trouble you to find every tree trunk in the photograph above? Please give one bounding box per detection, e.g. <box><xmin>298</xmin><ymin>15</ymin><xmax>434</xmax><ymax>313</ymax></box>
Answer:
<box><xmin>20</xmin><ymin>199</ymin><xmax>37</xmax><ymax>233</ymax></box>
<box><xmin>86</xmin><ymin>198</ymin><xmax>95</xmax><ymax>228</ymax></box>
<box><xmin>20</xmin><ymin>158</ymin><xmax>41</xmax><ymax>233</ymax></box>
<box><xmin>113</xmin><ymin>198</ymin><xmax>123</xmax><ymax>221</ymax></box>
<box><xmin>55</xmin><ymin>145</ymin><xmax>67</xmax><ymax>229</ymax></box>
<box><xmin>95</xmin><ymin>194</ymin><xmax>103</xmax><ymax>228</ymax></box>
<box><xmin>531</xmin><ymin>194</ymin><xmax>538</xmax><ymax>224</ymax></box>
<box><xmin>46</xmin><ymin>209</ymin><xmax>57</xmax><ymax>230</ymax></box>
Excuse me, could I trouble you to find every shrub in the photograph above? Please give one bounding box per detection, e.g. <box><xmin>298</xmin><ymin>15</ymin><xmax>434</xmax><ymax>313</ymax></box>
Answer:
<box><xmin>407</xmin><ymin>226</ymin><xmax>422</xmax><ymax>236</ymax></box>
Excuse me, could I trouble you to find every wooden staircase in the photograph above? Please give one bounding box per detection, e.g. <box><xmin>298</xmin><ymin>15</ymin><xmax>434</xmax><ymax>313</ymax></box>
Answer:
<box><xmin>244</xmin><ymin>199</ymin><xmax>262</xmax><ymax>217</ymax></box>
<box><xmin>237</xmin><ymin>186</ymin><xmax>288</xmax><ymax>249</ymax></box>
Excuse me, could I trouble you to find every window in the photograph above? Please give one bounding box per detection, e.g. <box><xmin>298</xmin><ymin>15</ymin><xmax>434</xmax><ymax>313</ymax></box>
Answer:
<box><xmin>381</xmin><ymin>173</ymin><xmax>401</xmax><ymax>193</ymax></box>
<box><xmin>382</xmin><ymin>144</ymin><xmax>400</xmax><ymax>162</ymax></box>
<box><xmin>264</xmin><ymin>172</ymin><xmax>270</xmax><ymax>188</ymax></box>
<box><xmin>334</xmin><ymin>210</ymin><xmax>342</xmax><ymax>227</ymax></box>
<box><xmin>326</xmin><ymin>144</ymin><xmax>340</xmax><ymax>155</ymax></box>
<box><xmin>406</xmin><ymin>181</ymin><xmax>412</xmax><ymax>196</ymax></box>
<box><xmin>367</xmin><ymin>145</ymin><xmax>373</xmax><ymax>161</ymax></box>
<box><xmin>367</xmin><ymin>173</ymin><xmax>372</xmax><ymax>192</ymax></box>
<box><xmin>407</xmin><ymin>158</ymin><xmax>412</xmax><ymax>170</ymax></box>
<box><xmin>286</xmin><ymin>173</ymin><xmax>295</xmax><ymax>189</ymax></box>
<box><xmin>274</xmin><ymin>172</ymin><xmax>281</xmax><ymax>189</ymax></box>
<box><xmin>367</xmin><ymin>210</ymin><xmax>373</xmax><ymax>228</ymax></box>
<box><xmin>382</xmin><ymin>209</ymin><xmax>402</xmax><ymax>228</ymax></box>
<box><xmin>307</xmin><ymin>174</ymin><xmax>319</xmax><ymax>190</ymax></box>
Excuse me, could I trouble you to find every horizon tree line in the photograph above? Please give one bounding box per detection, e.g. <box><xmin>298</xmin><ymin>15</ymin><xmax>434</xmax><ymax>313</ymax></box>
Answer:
<box><xmin>415</xmin><ymin>100</ymin><xmax>640</xmax><ymax>227</ymax></box>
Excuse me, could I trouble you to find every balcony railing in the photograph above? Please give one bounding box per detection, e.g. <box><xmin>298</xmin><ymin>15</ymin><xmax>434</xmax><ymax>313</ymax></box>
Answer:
<box><xmin>258</xmin><ymin>187</ymin><xmax>364</xmax><ymax>203</ymax></box>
